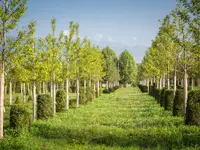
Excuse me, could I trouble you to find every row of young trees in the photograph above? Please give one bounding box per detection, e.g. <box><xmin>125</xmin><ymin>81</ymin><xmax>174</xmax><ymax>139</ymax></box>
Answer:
<box><xmin>139</xmin><ymin>0</ymin><xmax>199</xmax><ymax>121</ymax></box>
<box><xmin>0</xmin><ymin>0</ymin><xmax>138</xmax><ymax>139</ymax></box>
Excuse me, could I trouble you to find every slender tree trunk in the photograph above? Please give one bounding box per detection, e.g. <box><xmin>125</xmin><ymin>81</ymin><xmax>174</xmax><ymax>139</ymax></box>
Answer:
<box><xmin>53</xmin><ymin>77</ymin><xmax>56</xmax><ymax>114</ymax></box>
<box><xmin>21</xmin><ymin>82</ymin><xmax>23</xmax><ymax>98</ymax></box>
<box><xmin>191</xmin><ymin>78</ymin><xmax>194</xmax><ymax>90</ymax></box>
<box><xmin>50</xmin><ymin>80</ymin><xmax>53</xmax><ymax>97</ymax></box>
<box><xmin>163</xmin><ymin>75</ymin><xmax>165</xmax><ymax>88</ymax></box>
<box><xmin>30</xmin><ymin>83</ymin><xmax>33</xmax><ymax>96</ymax></box>
<box><xmin>66</xmin><ymin>78</ymin><xmax>69</xmax><ymax>110</ymax></box>
<box><xmin>184</xmin><ymin>69</ymin><xmax>188</xmax><ymax>121</ymax></box>
<box><xmin>106</xmin><ymin>81</ymin><xmax>108</xmax><ymax>89</ymax></box>
<box><xmin>147</xmin><ymin>78</ymin><xmax>149</xmax><ymax>93</ymax></box>
<box><xmin>61</xmin><ymin>82</ymin><xmax>64</xmax><ymax>90</ymax></box>
<box><xmin>23</xmin><ymin>83</ymin><xmax>26</xmax><ymax>102</ymax></box>
<box><xmin>159</xmin><ymin>78</ymin><xmax>162</xmax><ymax>89</ymax></box>
<box><xmin>97</xmin><ymin>80</ymin><xmax>99</xmax><ymax>97</ymax></box>
<box><xmin>76</xmin><ymin>79</ymin><xmax>79</xmax><ymax>107</ymax></box>
<box><xmin>174</xmin><ymin>66</ymin><xmax>177</xmax><ymax>96</ymax></box>
<box><xmin>42</xmin><ymin>82</ymin><xmax>45</xmax><ymax>94</ymax></box>
<box><xmin>0</xmin><ymin>62</ymin><xmax>4</xmax><ymax>139</ymax></box>
<box><xmin>167</xmin><ymin>65</ymin><xmax>170</xmax><ymax>90</ymax></box>
<box><xmin>33</xmin><ymin>81</ymin><xmax>36</xmax><ymax>121</ymax></box>
<box><xmin>9</xmin><ymin>81</ymin><xmax>12</xmax><ymax>105</ymax></box>
<box><xmin>181</xmin><ymin>79</ymin><xmax>183</xmax><ymax>87</ymax></box>
<box><xmin>93</xmin><ymin>81</ymin><xmax>96</xmax><ymax>99</ymax></box>
<box><xmin>13</xmin><ymin>82</ymin><xmax>16</xmax><ymax>94</ymax></box>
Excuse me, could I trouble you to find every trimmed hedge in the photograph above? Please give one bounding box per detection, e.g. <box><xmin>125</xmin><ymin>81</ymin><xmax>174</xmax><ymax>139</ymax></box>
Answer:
<box><xmin>160</xmin><ymin>88</ymin><xmax>166</xmax><ymax>107</ymax></box>
<box><xmin>185</xmin><ymin>90</ymin><xmax>200</xmax><ymax>126</ymax></box>
<box><xmin>138</xmin><ymin>84</ymin><xmax>148</xmax><ymax>93</ymax></box>
<box><xmin>164</xmin><ymin>90</ymin><xmax>174</xmax><ymax>111</ymax></box>
<box><xmin>79</xmin><ymin>87</ymin><xmax>87</xmax><ymax>104</ymax></box>
<box><xmin>155</xmin><ymin>89</ymin><xmax>161</xmax><ymax>103</ymax></box>
<box><xmin>37</xmin><ymin>94</ymin><xmax>53</xmax><ymax>120</ymax></box>
<box><xmin>102</xmin><ymin>86</ymin><xmax>119</xmax><ymax>94</ymax></box>
<box><xmin>173</xmin><ymin>89</ymin><xmax>184</xmax><ymax>117</ymax></box>
<box><xmin>86</xmin><ymin>87</ymin><xmax>93</xmax><ymax>102</ymax></box>
<box><xmin>10</xmin><ymin>97</ymin><xmax>31</xmax><ymax>129</ymax></box>
<box><xmin>56</xmin><ymin>90</ymin><xmax>66</xmax><ymax>112</ymax></box>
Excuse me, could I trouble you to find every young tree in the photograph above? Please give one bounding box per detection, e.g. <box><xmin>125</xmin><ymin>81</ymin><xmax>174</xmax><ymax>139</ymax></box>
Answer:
<box><xmin>0</xmin><ymin>0</ymin><xmax>27</xmax><ymax>138</ymax></box>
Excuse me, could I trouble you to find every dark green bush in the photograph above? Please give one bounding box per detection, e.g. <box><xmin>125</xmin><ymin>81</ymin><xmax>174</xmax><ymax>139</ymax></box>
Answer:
<box><xmin>56</xmin><ymin>90</ymin><xmax>66</xmax><ymax>112</ymax></box>
<box><xmin>164</xmin><ymin>90</ymin><xmax>174</xmax><ymax>111</ymax></box>
<box><xmin>10</xmin><ymin>97</ymin><xmax>31</xmax><ymax>129</ymax></box>
<box><xmin>37</xmin><ymin>94</ymin><xmax>53</xmax><ymax>120</ymax></box>
<box><xmin>86</xmin><ymin>87</ymin><xmax>93</xmax><ymax>102</ymax></box>
<box><xmin>99</xmin><ymin>88</ymin><xmax>102</xmax><ymax>96</ymax></box>
<box><xmin>173</xmin><ymin>89</ymin><xmax>184</xmax><ymax>117</ymax></box>
<box><xmin>188</xmin><ymin>86</ymin><xmax>192</xmax><ymax>91</ymax></box>
<box><xmin>160</xmin><ymin>88</ymin><xmax>166</xmax><ymax>107</ymax></box>
<box><xmin>103</xmin><ymin>88</ymin><xmax>111</xmax><ymax>94</ymax></box>
<box><xmin>79</xmin><ymin>87</ymin><xmax>87</xmax><ymax>104</ymax></box>
<box><xmin>155</xmin><ymin>89</ymin><xmax>161</xmax><ymax>103</ymax></box>
<box><xmin>149</xmin><ymin>86</ymin><xmax>153</xmax><ymax>96</ymax></box>
<box><xmin>185</xmin><ymin>90</ymin><xmax>200</xmax><ymax>126</ymax></box>
<box><xmin>138</xmin><ymin>84</ymin><xmax>148</xmax><ymax>93</ymax></box>
<box><xmin>69</xmin><ymin>99</ymin><xmax>76</xmax><ymax>108</ymax></box>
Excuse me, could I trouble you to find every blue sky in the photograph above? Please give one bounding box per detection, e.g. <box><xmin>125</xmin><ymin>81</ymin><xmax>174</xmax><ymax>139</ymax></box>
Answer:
<box><xmin>10</xmin><ymin>0</ymin><xmax>177</xmax><ymax>63</ymax></box>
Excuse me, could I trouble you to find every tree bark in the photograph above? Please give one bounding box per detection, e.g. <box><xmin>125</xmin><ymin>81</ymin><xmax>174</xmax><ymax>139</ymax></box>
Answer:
<box><xmin>184</xmin><ymin>70</ymin><xmax>188</xmax><ymax>121</ymax></box>
<box><xmin>106</xmin><ymin>81</ymin><xmax>108</xmax><ymax>89</ymax></box>
<box><xmin>0</xmin><ymin>61</ymin><xmax>4</xmax><ymax>139</ymax></box>
<box><xmin>97</xmin><ymin>80</ymin><xmax>99</xmax><ymax>97</ymax></box>
<box><xmin>191</xmin><ymin>78</ymin><xmax>194</xmax><ymax>90</ymax></box>
<box><xmin>159</xmin><ymin>78</ymin><xmax>162</xmax><ymax>89</ymax></box>
<box><xmin>53</xmin><ymin>80</ymin><xmax>56</xmax><ymax>114</ymax></box>
<box><xmin>21</xmin><ymin>82</ymin><xmax>23</xmax><ymax>98</ymax></box>
<box><xmin>50</xmin><ymin>80</ymin><xmax>53</xmax><ymax>97</ymax></box>
<box><xmin>42</xmin><ymin>82</ymin><xmax>45</xmax><ymax>94</ymax></box>
<box><xmin>76</xmin><ymin>79</ymin><xmax>79</xmax><ymax>107</ymax></box>
<box><xmin>66</xmin><ymin>78</ymin><xmax>69</xmax><ymax>110</ymax></box>
<box><xmin>84</xmin><ymin>79</ymin><xmax>86</xmax><ymax>89</ymax></box>
<box><xmin>23</xmin><ymin>83</ymin><xmax>26</xmax><ymax>102</ymax></box>
<box><xmin>147</xmin><ymin>78</ymin><xmax>149</xmax><ymax>93</ymax></box>
<box><xmin>32</xmin><ymin>81</ymin><xmax>36</xmax><ymax>121</ymax></box>
<box><xmin>9</xmin><ymin>81</ymin><xmax>12</xmax><ymax>105</ymax></box>
<box><xmin>93</xmin><ymin>81</ymin><xmax>96</xmax><ymax>99</ymax></box>
<box><xmin>174</xmin><ymin>66</ymin><xmax>177</xmax><ymax>96</ymax></box>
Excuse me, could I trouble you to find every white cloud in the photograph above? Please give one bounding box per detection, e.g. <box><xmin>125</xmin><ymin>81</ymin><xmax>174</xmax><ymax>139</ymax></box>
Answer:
<box><xmin>133</xmin><ymin>37</ymin><xmax>137</xmax><ymax>41</ymax></box>
<box><xmin>108</xmin><ymin>36</ymin><xmax>115</xmax><ymax>42</ymax></box>
<box><xmin>94</xmin><ymin>33</ymin><xmax>103</xmax><ymax>42</ymax></box>
<box><xmin>63</xmin><ymin>30</ymin><xmax>69</xmax><ymax>36</ymax></box>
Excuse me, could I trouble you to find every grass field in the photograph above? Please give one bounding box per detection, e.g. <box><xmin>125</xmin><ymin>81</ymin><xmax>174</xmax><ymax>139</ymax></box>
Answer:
<box><xmin>1</xmin><ymin>87</ymin><xmax>200</xmax><ymax>150</ymax></box>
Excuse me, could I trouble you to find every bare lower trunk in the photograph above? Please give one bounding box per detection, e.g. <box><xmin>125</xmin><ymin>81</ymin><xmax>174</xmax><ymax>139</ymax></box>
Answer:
<box><xmin>76</xmin><ymin>79</ymin><xmax>79</xmax><ymax>107</ymax></box>
<box><xmin>23</xmin><ymin>83</ymin><xmax>26</xmax><ymax>102</ymax></box>
<box><xmin>50</xmin><ymin>80</ymin><xmax>53</xmax><ymax>97</ymax></box>
<box><xmin>191</xmin><ymin>78</ymin><xmax>194</xmax><ymax>90</ymax></box>
<box><xmin>147</xmin><ymin>78</ymin><xmax>149</xmax><ymax>93</ymax></box>
<box><xmin>97</xmin><ymin>80</ymin><xmax>99</xmax><ymax>97</ymax></box>
<box><xmin>0</xmin><ymin>62</ymin><xmax>4</xmax><ymax>139</ymax></box>
<box><xmin>181</xmin><ymin>79</ymin><xmax>183</xmax><ymax>88</ymax></box>
<box><xmin>163</xmin><ymin>76</ymin><xmax>166</xmax><ymax>88</ymax></box>
<box><xmin>42</xmin><ymin>82</ymin><xmax>45</xmax><ymax>94</ymax></box>
<box><xmin>66</xmin><ymin>79</ymin><xmax>69</xmax><ymax>110</ymax></box>
<box><xmin>27</xmin><ymin>83</ymin><xmax>30</xmax><ymax>95</ymax></box>
<box><xmin>9</xmin><ymin>81</ymin><xmax>12</xmax><ymax>105</ymax></box>
<box><xmin>21</xmin><ymin>83</ymin><xmax>23</xmax><ymax>98</ymax></box>
<box><xmin>53</xmin><ymin>81</ymin><xmax>56</xmax><ymax>114</ymax></box>
<box><xmin>159</xmin><ymin>78</ymin><xmax>162</xmax><ymax>89</ymax></box>
<box><xmin>184</xmin><ymin>70</ymin><xmax>188</xmax><ymax>121</ymax></box>
<box><xmin>106</xmin><ymin>81</ymin><xmax>108</xmax><ymax>89</ymax></box>
<box><xmin>33</xmin><ymin>81</ymin><xmax>36</xmax><ymax>121</ymax></box>
<box><xmin>94</xmin><ymin>81</ymin><xmax>96</xmax><ymax>99</ymax></box>
<box><xmin>174</xmin><ymin>66</ymin><xmax>177</xmax><ymax>96</ymax></box>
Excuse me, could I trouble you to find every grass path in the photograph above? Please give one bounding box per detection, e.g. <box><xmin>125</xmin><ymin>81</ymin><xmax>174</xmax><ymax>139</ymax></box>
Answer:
<box><xmin>2</xmin><ymin>87</ymin><xmax>200</xmax><ymax>150</ymax></box>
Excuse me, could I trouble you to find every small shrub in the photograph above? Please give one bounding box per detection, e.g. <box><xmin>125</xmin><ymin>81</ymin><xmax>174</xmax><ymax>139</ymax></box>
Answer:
<box><xmin>79</xmin><ymin>87</ymin><xmax>87</xmax><ymax>104</ymax></box>
<box><xmin>188</xmin><ymin>86</ymin><xmax>192</xmax><ymax>91</ymax></box>
<box><xmin>37</xmin><ymin>94</ymin><xmax>53</xmax><ymax>120</ymax></box>
<box><xmin>185</xmin><ymin>90</ymin><xmax>200</xmax><ymax>126</ymax></box>
<box><xmin>69</xmin><ymin>99</ymin><xmax>76</xmax><ymax>108</ymax></box>
<box><xmin>86</xmin><ymin>87</ymin><xmax>93</xmax><ymax>102</ymax></box>
<box><xmin>160</xmin><ymin>88</ymin><xmax>166</xmax><ymax>107</ymax></box>
<box><xmin>138</xmin><ymin>84</ymin><xmax>148</xmax><ymax>93</ymax></box>
<box><xmin>103</xmin><ymin>89</ymin><xmax>111</xmax><ymax>94</ymax></box>
<box><xmin>164</xmin><ymin>90</ymin><xmax>174</xmax><ymax>111</ymax></box>
<box><xmin>56</xmin><ymin>90</ymin><xmax>66</xmax><ymax>112</ymax></box>
<box><xmin>99</xmin><ymin>88</ymin><xmax>102</xmax><ymax>96</ymax></box>
<box><xmin>155</xmin><ymin>89</ymin><xmax>161</xmax><ymax>103</ymax></box>
<box><xmin>173</xmin><ymin>89</ymin><xmax>184</xmax><ymax>117</ymax></box>
<box><xmin>10</xmin><ymin>97</ymin><xmax>31</xmax><ymax>129</ymax></box>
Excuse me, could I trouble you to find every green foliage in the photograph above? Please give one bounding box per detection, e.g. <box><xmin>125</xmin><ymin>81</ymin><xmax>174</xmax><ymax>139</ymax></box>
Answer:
<box><xmin>99</xmin><ymin>88</ymin><xmax>102</xmax><ymax>96</ymax></box>
<box><xmin>69</xmin><ymin>99</ymin><xmax>76</xmax><ymax>108</ymax></box>
<box><xmin>37</xmin><ymin>94</ymin><xmax>53</xmax><ymax>120</ymax></box>
<box><xmin>86</xmin><ymin>87</ymin><xmax>93</xmax><ymax>102</ymax></box>
<box><xmin>164</xmin><ymin>90</ymin><xmax>174</xmax><ymax>111</ymax></box>
<box><xmin>79</xmin><ymin>87</ymin><xmax>87</xmax><ymax>104</ymax></box>
<box><xmin>185</xmin><ymin>90</ymin><xmax>200</xmax><ymax>126</ymax></box>
<box><xmin>10</xmin><ymin>97</ymin><xmax>30</xmax><ymax>129</ymax></box>
<box><xmin>119</xmin><ymin>50</ymin><xmax>138</xmax><ymax>84</ymax></box>
<box><xmin>160</xmin><ymin>88</ymin><xmax>166</xmax><ymax>107</ymax></box>
<box><xmin>56</xmin><ymin>90</ymin><xmax>66</xmax><ymax>112</ymax></box>
<box><xmin>173</xmin><ymin>89</ymin><xmax>184</xmax><ymax>117</ymax></box>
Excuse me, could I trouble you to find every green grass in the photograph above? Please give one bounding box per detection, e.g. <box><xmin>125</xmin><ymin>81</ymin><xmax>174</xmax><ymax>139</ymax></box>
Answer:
<box><xmin>1</xmin><ymin>87</ymin><xmax>200</xmax><ymax>150</ymax></box>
